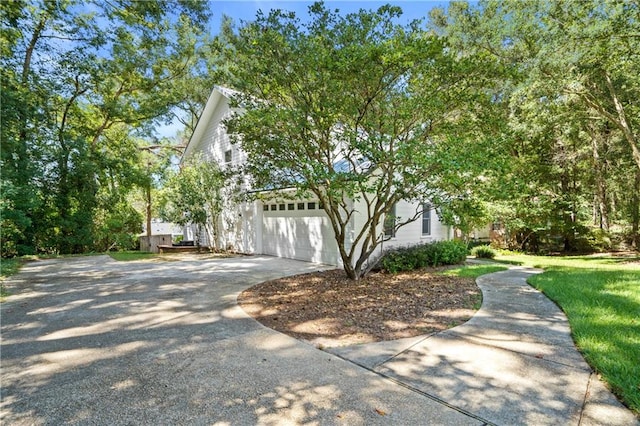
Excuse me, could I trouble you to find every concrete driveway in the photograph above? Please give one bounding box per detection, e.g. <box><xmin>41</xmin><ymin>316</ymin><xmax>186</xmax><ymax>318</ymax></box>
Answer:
<box><xmin>1</xmin><ymin>255</ymin><xmax>480</xmax><ymax>425</ymax></box>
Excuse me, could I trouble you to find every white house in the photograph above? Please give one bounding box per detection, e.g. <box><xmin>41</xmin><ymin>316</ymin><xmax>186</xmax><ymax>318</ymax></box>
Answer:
<box><xmin>181</xmin><ymin>86</ymin><xmax>453</xmax><ymax>266</ymax></box>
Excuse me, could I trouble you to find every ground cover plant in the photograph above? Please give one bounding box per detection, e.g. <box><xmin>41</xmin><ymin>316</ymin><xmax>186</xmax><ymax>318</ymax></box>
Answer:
<box><xmin>0</xmin><ymin>257</ymin><xmax>22</xmax><ymax>298</ymax></box>
<box><xmin>442</xmin><ymin>264</ymin><xmax>507</xmax><ymax>279</ymax></box>
<box><xmin>496</xmin><ymin>252</ymin><xmax>640</xmax><ymax>415</ymax></box>
<box><xmin>108</xmin><ymin>251</ymin><xmax>157</xmax><ymax>262</ymax></box>
<box><xmin>470</xmin><ymin>245</ymin><xmax>496</xmax><ymax>259</ymax></box>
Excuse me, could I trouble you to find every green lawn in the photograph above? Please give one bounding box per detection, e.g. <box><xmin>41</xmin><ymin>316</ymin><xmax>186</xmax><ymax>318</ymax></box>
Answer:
<box><xmin>443</xmin><ymin>264</ymin><xmax>508</xmax><ymax>278</ymax></box>
<box><xmin>0</xmin><ymin>257</ymin><xmax>23</xmax><ymax>298</ymax></box>
<box><xmin>108</xmin><ymin>251</ymin><xmax>157</xmax><ymax>261</ymax></box>
<box><xmin>496</xmin><ymin>252</ymin><xmax>640</xmax><ymax>415</ymax></box>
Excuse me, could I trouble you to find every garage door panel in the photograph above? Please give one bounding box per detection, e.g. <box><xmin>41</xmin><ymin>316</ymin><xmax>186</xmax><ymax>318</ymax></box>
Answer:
<box><xmin>262</xmin><ymin>215</ymin><xmax>339</xmax><ymax>265</ymax></box>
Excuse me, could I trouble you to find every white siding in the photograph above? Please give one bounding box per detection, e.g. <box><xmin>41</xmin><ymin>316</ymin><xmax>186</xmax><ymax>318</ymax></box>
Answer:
<box><xmin>182</xmin><ymin>89</ymin><xmax>253</xmax><ymax>253</ymax></box>
<box><xmin>187</xmin><ymin>96</ymin><xmax>246</xmax><ymax>167</ymax></box>
<box><xmin>348</xmin><ymin>198</ymin><xmax>451</xmax><ymax>266</ymax></box>
<box><xmin>385</xmin><ymin>200</ymin><xmax>450</xmax><ymax>249</ymax></box>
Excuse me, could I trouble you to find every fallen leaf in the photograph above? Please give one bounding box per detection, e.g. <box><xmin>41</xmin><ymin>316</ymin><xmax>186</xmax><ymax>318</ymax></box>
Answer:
<box><xmin>375</xmin><ymin>408</ymin><xmax>387</xmax><ymax>416</ymax></box>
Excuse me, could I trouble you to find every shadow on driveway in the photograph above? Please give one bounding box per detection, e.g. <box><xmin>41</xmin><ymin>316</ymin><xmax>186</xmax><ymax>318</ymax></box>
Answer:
<box><xmin>1</xmin><ymin>255</ymin><xmax>478</xmax><ymax>425</ymax></box>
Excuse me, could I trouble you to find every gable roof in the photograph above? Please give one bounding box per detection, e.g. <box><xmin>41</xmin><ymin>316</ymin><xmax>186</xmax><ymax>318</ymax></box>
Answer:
<box><xmin>181</xmin><ymin>86</ymin><xmax>239</xmax><ymax>163</ymax></box>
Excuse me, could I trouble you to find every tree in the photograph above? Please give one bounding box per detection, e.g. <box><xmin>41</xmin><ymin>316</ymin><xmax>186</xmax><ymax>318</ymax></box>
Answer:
<box><xmin>222</xmin><ymin>3</ymin><xmax>504</xmax><ymax>279</ymax></box>
<box><xmin>430</xmin><ymin>0</ymin><xmax>640</xmax><ymax>250</ymax></box>
<box><xmin>161</xmin><ymin>155</ymin><xmax>228</xmax><ymax>251</ymax></box>
<box><xmin>1</xmin><ymin>0</ymin><xmax>211</xmax><ymax>255</ymax></box>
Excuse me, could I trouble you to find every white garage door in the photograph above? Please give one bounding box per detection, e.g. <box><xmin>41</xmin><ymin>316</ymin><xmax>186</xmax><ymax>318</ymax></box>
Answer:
<box><xmin>262</xmin><ymin>203</ymin><xmax>340</xmax><ymax>265</ymax></box>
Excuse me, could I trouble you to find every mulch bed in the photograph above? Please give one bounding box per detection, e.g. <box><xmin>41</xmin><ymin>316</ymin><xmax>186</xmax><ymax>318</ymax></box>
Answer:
<box><xmin>238</xmin><ymin>267</ymin><xmax>481</xmax><ymax>347</ymax></box>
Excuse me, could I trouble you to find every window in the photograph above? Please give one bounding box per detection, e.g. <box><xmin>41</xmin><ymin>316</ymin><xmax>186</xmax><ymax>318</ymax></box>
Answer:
<box><xmin>270</xmin><ymin>204</ymin><xmax>277</xmax><ymax>211</ymax></box>
<box><xmin>279</xmin><ymin>204</ymin><xmax>285</xmax><ymax>211</ymax></box>
<box><xmin>287</xmin><ymin>203</ymin><xmax>295</xmax><ymax>210</ymax></box>
<box><xmin>384</xmin><ymin>203</ymin><xmax>396</xmax><ymax>238</ymax></box>
<box><xmin>263</xmin><ymin>204</ymin><xmax>268</xmax><ymax>211</ymax></box>
<box><xmin>224</xmin><ymin>149</ymin><xmax>232</xmax><ymax>163</ymax></box>
<box><xmin>297</xmin><ymin>202</ymin><xmax>305</xmax><ymax>210</ymax></box>
<box><xmin>422</xmin><ymin>203</ymin><xmax>431</xmax><ymax>235</ymax></box>
<box><xmin>307</xmin><ymin>202</ymin><xmax>316</xmax><ymax>210</ymax></box>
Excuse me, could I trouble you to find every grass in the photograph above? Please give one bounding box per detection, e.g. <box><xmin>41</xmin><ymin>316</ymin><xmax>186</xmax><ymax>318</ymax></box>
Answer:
<box><xmin>442</xmin><ymin>264</ymin><xmax>508</xmax><ymax>278</ymax></box>
<box><xmin>108</xmin><ymin>251</ymin><xmax>157</xmax><ymax>261</ymax></box>
<box><xmin>1</xmin><ymin>257</ymin><xmax>23</xmax><ymax>299</ymax></box>
<box><xmin>496</xmin><ymin>252</ymin><xmax>640</xmax><ymax>415</ymax></box>
<box><xmin>441</xmin><ymin>265</ymin><xmax>508</xmax><ymax>311</ymax></box>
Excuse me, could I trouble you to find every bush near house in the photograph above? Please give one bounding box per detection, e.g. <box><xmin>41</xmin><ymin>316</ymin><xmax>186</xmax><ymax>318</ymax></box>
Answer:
<box><xmin>380</xmin><ymin>240</ymin><xmax>468</xmax><ymax>273</ymax></box>
<box><xmin>471</xmin><ymin>245</ymin><xmax>497</xmax><ymax>259</ymax></box>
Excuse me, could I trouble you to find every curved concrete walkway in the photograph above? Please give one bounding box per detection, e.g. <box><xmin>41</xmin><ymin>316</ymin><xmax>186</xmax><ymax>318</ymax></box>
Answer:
<box><xmin>328</xmin><ymin>266</ymin><xmax>639</xmax><ymax>425</ymax></box>
<box><xmin>1</xmin><ymin>256</ymin><xmax>638</xmax><ymax>425</ymax></box>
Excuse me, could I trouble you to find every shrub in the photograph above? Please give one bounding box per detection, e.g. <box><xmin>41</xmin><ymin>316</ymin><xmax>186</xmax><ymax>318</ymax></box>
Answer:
<box><xmin>431</xmin><ymin>240</ymin><xmax>468</xmax><ymax>265</ymax></box>
<box><xmin>471</xmin><ymin>245</ymin><xmax>496</xmax><ymax>259</ymax></box>
<box><xmin>379</xmin><ymin>240</ymin><xmax>467</xmax><ymax>273</ymax></box>
<box><xmin>575</xmin><ymin>228</ymin><xmax>613</xmax><ymax>252</ymax></box>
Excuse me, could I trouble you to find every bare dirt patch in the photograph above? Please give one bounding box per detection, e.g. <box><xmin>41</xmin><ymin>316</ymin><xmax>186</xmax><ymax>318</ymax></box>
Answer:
<box><xmin>239</xmin><ymin>267</ymin><xmax>481</xmax><ymax>348</ymax></box>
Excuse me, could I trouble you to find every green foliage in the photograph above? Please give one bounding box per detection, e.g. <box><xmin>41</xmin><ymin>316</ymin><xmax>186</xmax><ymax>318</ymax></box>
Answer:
<box><xmin>0</xmin><ymin>0</ymin><xmax>211</xmax><ymax>257</ymax></box>
<box><xmin>221</xmin><ymin>2</ymin><xmax>505</xmax><ymax>279</ymax></box>
<box><xmin>93</xmin><ymin>202</ymin><xmax>143</xmax><ymax>251</ymax></box>
<box><xmin>0</xmin><ymin>257</ymin><xmax>23</xmax><ymax>298</ymax></box>
<box><xmin>430</xmin><ymin>0</ymin><xmax>640</xmax><ymax>250</ymax></box>
<box><xmin>0</xmin><ymin>257</ymin><xmax>22</xmax><ymax>279</ymax></box>
<box><xmin>574</xmin><ymin>228</ymin><xmax>613</xmax><ymax>253</ymax></box>
<box><xmin>471</xmin><ymin>245</ymin><xmax>496</xmax><ymax>259</ymax></box>
<box><xmin>160</xmin><ymin>155</ymin><xmax>229</xmax><ymax>249</ymax></box>
<box><xmin>380</xmin><ymin>240</ymin><xmax>468</xmax><ymax>273</ymax></box>
<box><xmin>437</xmin><ymin>198</ymin><xmax>491</xmax><ymax>242</ymax></box>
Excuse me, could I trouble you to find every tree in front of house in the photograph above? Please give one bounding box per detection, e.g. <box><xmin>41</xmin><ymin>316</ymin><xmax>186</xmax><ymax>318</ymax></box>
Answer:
<box><xmin>220</xmin><ymin>3</ymin><xmax>505</xmax><ymax>279</ymax></box>
<box><xmin>160</xmin><ymin>155</ymin><xmax>229</xmax><ymax>251</ymax></box>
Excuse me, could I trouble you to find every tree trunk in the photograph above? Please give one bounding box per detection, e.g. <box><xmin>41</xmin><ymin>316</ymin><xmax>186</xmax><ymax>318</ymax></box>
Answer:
<box><xmin>590</xmin><ymin>126</ymin><xmax>610</xmax><ymax>231</ymax></box>
<box><xmin>145</xmin><ymin>183</ymin><xmax>152</xmax><ymax>238</ymax></box>
<box><xmin>631</xmin><ymin>169</ymin><xmax>640</xmax><ymax>249</ymax></box>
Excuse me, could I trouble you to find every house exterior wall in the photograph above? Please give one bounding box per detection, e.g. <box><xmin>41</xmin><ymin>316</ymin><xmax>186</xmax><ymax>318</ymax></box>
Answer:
<box><xmin>350</xmin><ymin>198</ymin><xmax>451</xmax><ymax>267</ymax></box>
<box><xmin>183</xmin><ymin>87</ymin><xmax>455</xmax><ymax>266</ymax></box>
<box><xmin>187</xmin><ymin>94</ymin><xmax>245</xmax><ymax>166</ymax></box>
<box><xmin>182</xmin><ymin>89</ymin><xmax>256</xmax><ymax>253</ymax></box>
<box><xmin>386</xmin><ymin>200</ymin><xmax>451</xmax><ymax>248</ymax></box>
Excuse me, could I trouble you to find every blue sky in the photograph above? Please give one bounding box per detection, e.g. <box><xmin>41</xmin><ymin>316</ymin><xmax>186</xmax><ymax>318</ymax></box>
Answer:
<box><xmin>208</xmin><ymin>1</ymin><xmax>452</xmax><ymax>33</ymax></box>
<box><xmin>158</xmin><ymin>1</ymin><xmax>454</xmax><ymax>138</ymax></box>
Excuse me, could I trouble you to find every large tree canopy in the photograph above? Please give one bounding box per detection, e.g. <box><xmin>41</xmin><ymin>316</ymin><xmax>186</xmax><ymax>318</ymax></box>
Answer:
<box><xmin>3</xmin><ymin>0</ymin><xmax>637</xmax><ymax>259</ymax></box>
<box><xmin>1</xmin><ymin>0</ymin><xmax>211</xmax><ymax>255</ymax></box>
<box><xmin>222</xmin><ymin>3</ymin><xmax>504</xmax><ymax>279</ymax></box>
<box><xmin>430</xmin><ymin>0</ymin><xmax>640</xmax><ymax>249</ymax></box>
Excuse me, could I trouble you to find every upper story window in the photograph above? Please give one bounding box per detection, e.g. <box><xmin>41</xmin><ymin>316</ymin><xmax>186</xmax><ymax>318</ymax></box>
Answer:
<box><xmin>224</xmin><ymin>149</ymin><xmax>232</xmax><ymax>163</ymax></box>
<box><xmin>307</xmin><ymin>202</ymin><xmax>316</xmax><ymax>210</ymax></box>
<box><xmin>422</xmin><ymin>203</ymin><xmax>431</xmax><ymax>235</ymax></box>
<box><xmin>384</xmin><ymin>203</ymin><xmax>396</xmax><ymax>238</ymax></box>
